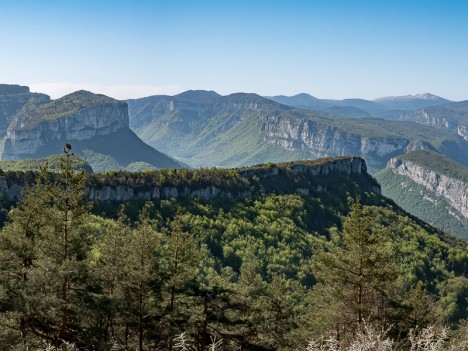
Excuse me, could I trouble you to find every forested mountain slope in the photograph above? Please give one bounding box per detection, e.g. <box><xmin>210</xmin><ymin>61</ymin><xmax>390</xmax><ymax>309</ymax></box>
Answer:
<box><xmin>0</xmin><ymin>154</ymin><xmax>466</xmax><ymax>350</ymax></box>
<box><xmin>375</xmin><ymin>150</ymin><xmax>468</xmax><ymax>240</ymax></box>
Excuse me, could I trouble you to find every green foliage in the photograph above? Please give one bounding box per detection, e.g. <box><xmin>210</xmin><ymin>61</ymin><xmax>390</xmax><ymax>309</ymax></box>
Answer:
<box><xmin>80</xmin><ymin>150</ymin><xmax>158</xmax><ymax>173</ymax></box>
<box><xmin>0</xmin><ymin>154</ymin><xmax>93</xmax><ymax>173</ymax></box>
<box><xmin>0</xmin><ymin>145</ymin><xmax>93</xmax><ymax>348</ymax></box>
<box><xmin>0</xmin><ymin>156</ymin><xmax>467</xmax><ymax>350</ymax></box>
<box><xmin>310</xmin><ymin>198</ymin><xmax>398</xmax><ymax>337</ymax></box>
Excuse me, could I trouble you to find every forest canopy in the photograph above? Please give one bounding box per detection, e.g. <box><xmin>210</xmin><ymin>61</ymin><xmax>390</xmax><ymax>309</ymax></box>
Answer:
<box><xmin>0</xmin><ymin>148</ymin><xmax>466</xmax><ymax>350</ymax></box>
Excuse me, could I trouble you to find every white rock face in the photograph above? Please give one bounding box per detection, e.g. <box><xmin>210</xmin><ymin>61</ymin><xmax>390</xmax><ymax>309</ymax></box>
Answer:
<box><xmin>400</xmin><ymin>109</ymin><xmax>468</xmax><ymax>141</ymax></box>
<box><xmin>2</xmin><ymin>102</ymin><xmax>128</xmax><ymax>159</ymax></box>
<box><xmin>458</xmin><ymin>125</ymin><xmax>468</xmax><ymax>141</ymax></box>
<box><xmin>0</xmin><ymin>156</ymin><xmax>378</xmax><ymax>202</ymax></box>
<box><xmin>388</xmin><ymin>158</ymin><xmax>468</xmax><ymax>218</ymax></box>
<box><xmin>261</xmin><ymin>115</ymin><xmax>408</xmax><ymax>168</ymax></box>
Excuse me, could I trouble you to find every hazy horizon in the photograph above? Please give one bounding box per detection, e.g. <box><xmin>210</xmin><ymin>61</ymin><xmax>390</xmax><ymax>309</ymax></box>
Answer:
<box><xmin>1</xmin><ymin>0</ymin><xmax>467</xmax><ymax>100</ymax></box>
<box><xmin>10</xmin><ymin>84</ymin><xmax>464</xmax><ymax>103</ymax></box>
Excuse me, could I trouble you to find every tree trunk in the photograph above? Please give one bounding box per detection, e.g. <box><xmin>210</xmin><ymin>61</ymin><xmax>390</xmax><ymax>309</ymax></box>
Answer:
<box><xmin>139</xmin><ymin>286</ymin><xmax>144</xmax><ymax>351</ymax></box>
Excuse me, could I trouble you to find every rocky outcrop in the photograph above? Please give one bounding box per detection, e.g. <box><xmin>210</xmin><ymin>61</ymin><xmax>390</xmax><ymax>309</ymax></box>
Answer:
<box><xmin>2</xmin><ymin>94</ymin><xmax>128</xmax><ymax>160</ymax></box>
<box><xmin>0</xmin><ymin>84</ymin><xmax>50</xmax><ymax>136</ymax></box>
<box><xmin>261</xmin><ymin>115</ymin><xmax>408</xmax><ymax>169</ymax></box>
<box><xmin>405</xmin><ymin>140</ymin><xmax>436</xmax><ymax>152</ymax></box>
<box><xmin>0</xmin><ymin>156</ymin><xmax>378</xmax><ymax>202</ymax></box>
<box><xmin>239</xmin><ymin>156</ymin><xmax>368</xmax><ymax>179</ymax></box>
<box><xmin>458</xmin><ymin>125</ymin><xmax>468</xmax><ymax>140</ymax></box>
<box><xmin>0</xmin><ymin>84</ymin><xmax>30</xmax><ymax>95</ymax></box>
<box><xmin>388</xmin><ymin>158</ymin><xmax>468</xmax><ymax>218</ymax></box>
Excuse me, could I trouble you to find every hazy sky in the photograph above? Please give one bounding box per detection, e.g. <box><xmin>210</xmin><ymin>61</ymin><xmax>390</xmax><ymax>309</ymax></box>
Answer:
<box><xmin>1</xmin><ymin>0</ymin><xmax>467</xmax><ymax>100</ymax></box>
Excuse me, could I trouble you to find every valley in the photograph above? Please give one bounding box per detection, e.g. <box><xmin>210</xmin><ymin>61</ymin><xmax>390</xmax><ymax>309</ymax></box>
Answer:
<box><xmin>128</xmin><ymin>90</ymin><xmax>468</xmax><ymax>171</ymax></box>
<box><xmin>1</xmin><ymin>84</ymin><xmax>467</xmax><ymax>241</ymax></box>
<box><xmin>3</xmin><ymin>1</ymin><xmax>468</xmax><ymax>349</ymax></box>
<box><xmin>0</xmin><ymin>83</ymin><xmax>467</xmax><ymax>349</ymax></box>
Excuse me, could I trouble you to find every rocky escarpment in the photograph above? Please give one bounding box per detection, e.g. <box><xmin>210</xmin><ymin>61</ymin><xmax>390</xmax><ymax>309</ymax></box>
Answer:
<box><xmin>0</xmin><ymin>156</ymin><xmax>378</xmax><ymax>202</ymax></box>
<box><xmin>399</xmin><ymin>108</ymin><xmax>468</xmax><ymax>141</ymax></box>
<box><xmin>388</xmin><ymin>158</ymin><xmax>468</xmax><ymax>218</ymax></box>
<box><xmin>2</xmin><ymin>91</ymin><xmax>128</xmax><ymax>160</ymax></box>
<box><xmin>261</xmin><ymin>115</ymin><xmax>408</xmax><ymax>169</ymax></box>
<box><xmin>0</xmin><ymin>84</ymin><xmax>50</xmax><ymax>136</ymax></box>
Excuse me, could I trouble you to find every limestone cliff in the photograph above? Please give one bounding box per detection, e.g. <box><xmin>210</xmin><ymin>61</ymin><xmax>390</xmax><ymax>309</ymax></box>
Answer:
<box><xmin>2</xmin><ymin>91</ymin><xmax>128</xmax><ymax>160</ymax></box>
<box><xmin>0</xmin><ymin>84</ymin><xmax>50</xmax><ymax>136</ymax></box>
<box><xmin>399</xmin><ymin>107</ymin><xmax>468</xmax><ymax>141</ymax></box>
<box><xmin>261</xmin><ymin>114</ymin><xmax>408</xmax><ymax>169</ymax></box>
<box><xmin>388</xmin><ymin>158</ymin><xmax>468</xmax><ymax>218</ymax></box>
<box><xmin>0</xmin><ymin>156</ymin><xmax>378</xmax><ymax>202</ymax></box>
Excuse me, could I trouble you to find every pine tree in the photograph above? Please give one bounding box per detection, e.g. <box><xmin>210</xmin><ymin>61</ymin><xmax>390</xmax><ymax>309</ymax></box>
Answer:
<box><xmin>225</xmin><ymin>248</ymin><xmax>267</xmax><ymax>350</ymax></box>
<box><xmin>89</xmin><ymin>209</ymin><xmax>133</xmax><ymax>348</ymax></box>
<box><xmin>311</xmin><ymin>197</ymin><xmax>398</xmax><ymax>340</ymax></box>
<box><xmin>162</xmin><ymin>215</ymin><xmax>203</xmax><ymax>350</ymax></box>
<box><xmin>93</xmin><ymin>203</ymin><xmax>166</xmax><ymax>351</ymax></box>
<box><xmin>0</xmin><ymin>144</ymin><xmax>92</xmax><ymax>349</ymax></box>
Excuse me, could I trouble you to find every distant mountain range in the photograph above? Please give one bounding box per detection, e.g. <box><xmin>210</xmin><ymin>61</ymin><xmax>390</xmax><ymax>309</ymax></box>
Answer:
<box><xmin>266</xmin><ymin>92</ymin><xmax>452</xmax><ymax>119</ymax></box>
<box><xmin>2</xmin><ymin>83</ymin><xmax>467</xmax><ymax>175</ymax></box>
<box><xmin>128</xmin><ymin>90</ymin><xmax>468</xmax><ymax>170</ymax></box>
<box><xmin>398</xmin><ymin>100</ymin><xmax>468</xmax><ymax>140</ymax></box>
<box><xmin>374</xmin><ymin>93</ymin><xmax>451</xmax><ymax>110</ymax></box>
<box><xmin>2</xmin><ymin>83</ymin><xmax>468</xmax><ymax>239</ymax></box>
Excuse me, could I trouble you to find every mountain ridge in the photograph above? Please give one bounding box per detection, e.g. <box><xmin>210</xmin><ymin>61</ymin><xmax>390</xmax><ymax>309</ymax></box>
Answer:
<box><xmin>266</xmin><ymin>92</ymin><xmax>452</xmax><ymax>116</ymax></box>
<box><xmin>0</xmin><ymin>155</ymin><xmax>375</xmax><ymax>202</ymax></box>
<box><xmin>375</xmin><ymin>150</ymin><xmax>468</xmax><ymax>239</ymax></box>
<box><xmin>128</xmin><ymin>90</ymin><xmax>468</xmax><ymax>170</ymax></box>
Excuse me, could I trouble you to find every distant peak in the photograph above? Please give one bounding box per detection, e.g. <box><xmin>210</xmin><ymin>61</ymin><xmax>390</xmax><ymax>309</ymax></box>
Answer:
<box><xmin>59</xmin><ymin>90</ymin><xmax>118</xmax><ymax>102</ymax></box>
<box><xmin>226</xmin><ymin>92</ymin><xmax>263</xmax><ymax>99</ymax></box>
<box><xmin>375</xmin><ymin>93</ymin><xmax>445</xmax><ymax>101</ymax></box>
<box><xmin>66</xmin><ymin>90</ymin><xmax>95</xmax><ymax>96</ymax></box>
<box><xmin>414</xmin><ymin>93</ymin><xmax>439</xmax><ymax>100</ymax></box>
<box><xmin>292</xmin><ymin>93</ymin><xmax>318</xmax><ymax>99</ymax></box>
<box><xmin>267</xmin><ymin>93</ymin><xmax>318</xmax><ymax>100</ymax></box>
<box><xmin>176</xmin><ymin>90</ymin><xmax>221</xmax><ymax>98</ymax></box>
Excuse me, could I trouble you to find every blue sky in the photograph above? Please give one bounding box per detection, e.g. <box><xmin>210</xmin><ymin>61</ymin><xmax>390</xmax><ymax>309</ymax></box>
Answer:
<box><xmin>1</xmin><ymin>0</ymin><xmax>467</xmax><ymax>100</ymax></box>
